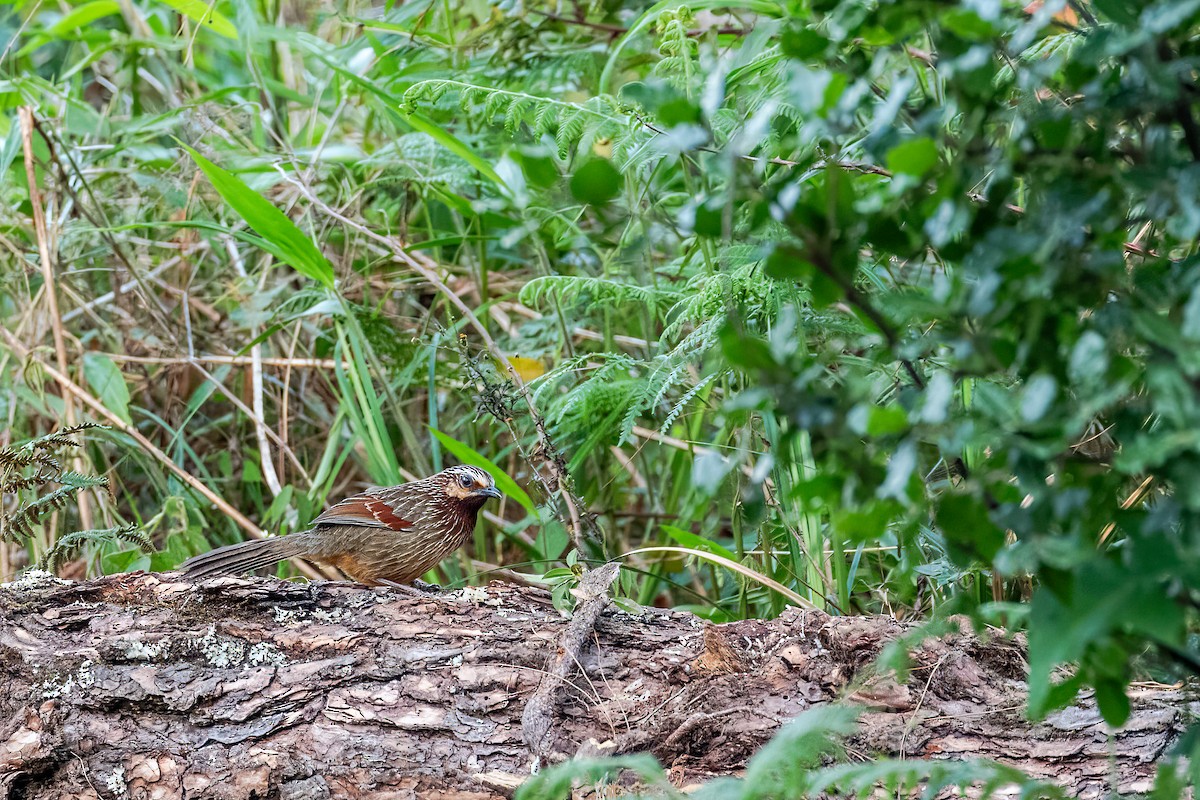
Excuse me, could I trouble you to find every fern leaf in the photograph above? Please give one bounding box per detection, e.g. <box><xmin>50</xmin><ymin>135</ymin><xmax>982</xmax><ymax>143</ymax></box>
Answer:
<box><xmin>55</xmin><ymin>471</ymin><xmax>110</xmax><ymax>490</ymax></box>
<box><xmin>533</xmin><ymin>101</ymin><xmax>558</xmax><ymax>138</ymax></box>
<box><xmin>0</xmin><ymin>472</ymin><xmax>56</xmax><ymax>494</ymax></box>
<box><xmin>39</xmin><ymin>523</ymin><xmax>151</xmax><ymax>573</ymax></box>
<box><xmin>6</xmin><ymin>486</ymin><xmax>78</xmax><ymax>541</ymax></box>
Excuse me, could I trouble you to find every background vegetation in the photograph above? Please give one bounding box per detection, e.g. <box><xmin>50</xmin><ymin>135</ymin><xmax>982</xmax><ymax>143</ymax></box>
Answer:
<box><xmin>3</xmin><ymin>0</ymin><xmax>1200</xmax><ymax>791</ymax></box>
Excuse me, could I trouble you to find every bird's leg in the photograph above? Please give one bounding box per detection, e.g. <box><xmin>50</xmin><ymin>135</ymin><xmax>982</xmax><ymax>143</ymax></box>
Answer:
<box><xmin>411</xmin><ymin>578</ymin><xmax>445</xmax><ymax>594</ymax></box>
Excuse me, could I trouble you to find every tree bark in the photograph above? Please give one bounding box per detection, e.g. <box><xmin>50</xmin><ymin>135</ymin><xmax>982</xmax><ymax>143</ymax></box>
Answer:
<box><xmin>0</xmin><ymin>571</ymin><xmax>1186</xmax><ymax>800</ymax></box>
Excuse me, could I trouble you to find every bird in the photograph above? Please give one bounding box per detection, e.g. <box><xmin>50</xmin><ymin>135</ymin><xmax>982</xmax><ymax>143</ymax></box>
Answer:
<box><xmin>178</xmin><ymin>465</ymin><xmax>502</xmax><ymax>587</ymax></box>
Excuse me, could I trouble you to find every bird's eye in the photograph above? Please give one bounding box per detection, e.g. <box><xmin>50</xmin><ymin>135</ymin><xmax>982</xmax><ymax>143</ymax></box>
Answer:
<box><xmin>459</xmin><ymin>474</ymin><xmax>473</xmax><ymax>488</ymax></box>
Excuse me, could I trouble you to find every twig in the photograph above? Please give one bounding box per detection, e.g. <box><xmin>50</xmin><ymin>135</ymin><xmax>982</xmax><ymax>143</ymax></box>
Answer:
<box><xmin>0</xmin><ymin>329</ymin><xmax>325</xmax><ymax>581</ymax></box>
<box><xmin>1098</xmin><ymin>475</ymin><xmax>1155</xmax><ymax>545</ymax></box>
<box><xmin>60</xmin><ymin>250</ymin><xmax>206</xmax><ymax>323</ymax></box>
<box><xmin>521</xmin><ymin>562</ymin><xmax>621</xmax><ymax>769</ymax></box>
<box><xmin>20</xmin><ymin>107</ymin><xmax>92</xmax><ymax>534</ymax></box>
<box><xmin>28</xmin><ymin>116</ymin><xmax>179</xmax><ymax>342</ymax></box>
<box><xmin>96</xmin><ymin>353</ymin><xmax>350</xmax><ymax>369</ymax></box>
<box><xmin>183</xmin><ymin>360</ymin><xmax>311</xmax><ymax>487</ymax></box>
<box><xmin>225</xmin><ymin>237</ymin><xmax>282</xmax><ymax>497</ymax></box>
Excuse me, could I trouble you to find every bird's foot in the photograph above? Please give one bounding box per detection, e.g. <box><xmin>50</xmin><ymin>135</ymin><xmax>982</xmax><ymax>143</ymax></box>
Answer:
<box><xmin>378</xmin><ymin>578</ymin><xmax>444</xmax><ymax>597</ymax></box>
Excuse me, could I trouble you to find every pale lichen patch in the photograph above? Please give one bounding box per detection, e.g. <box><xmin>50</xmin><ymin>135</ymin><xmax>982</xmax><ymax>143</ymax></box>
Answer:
<box><xmin>35</xmin><ymin>659</ymin><xmax>96</xmax><ymax>697</ymax></box>
<box><xmin>75</xmin><ymin>660</ymin><xmax>96</xmax><ymax>690</ymax></box>
<box><xmin>38</xmin><ymin>676</ymin><xmax>75</xmax><ymax>699</ymax></box>
<box><xmin>195</xmin><ymin>625</ymin><xmax>246</xmax><ymax>668</ymax></box>
<box><xmin>2</xmin><ymin>569</ymin><xmax>69</xmax><ymax>590</ymax></box>
<box><xmin>272</xmin><ymin>607</ymin><xmax>302</xmax><ymax>624</ymax></box>
<box><xmin>104</xmin><ymin>766</ymin><xmax>127</xmax><ymax>796</ymax></box>
<box><xmin>311</xmin><ymin>607</ymin><xmax>350</xmax><ymax>623</ymax></box>
<box><xmin>122</xmin><ymin>639</ymin><xmax>165</xmax><ymax>661</ymax></box>
<box><xmin>456</xmin><ymin>586</ymin><xmax>489</xmax><ymax>604</ymax></box>
<box><xmin>248</xmin><ymin>642</ymin><xmax>287</xmax><ymax>666</ymax></box>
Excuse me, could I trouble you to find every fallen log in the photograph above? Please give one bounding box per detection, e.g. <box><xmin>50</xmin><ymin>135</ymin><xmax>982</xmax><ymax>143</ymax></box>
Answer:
<box><xmin>0</xmin><ymin>571</ymin><xmax>1186</xmax><ymax>799</ymax></box>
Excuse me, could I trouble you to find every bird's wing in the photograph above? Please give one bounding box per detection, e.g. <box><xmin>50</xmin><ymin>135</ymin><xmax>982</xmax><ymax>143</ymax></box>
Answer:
<box><xmin>311</xmin><ymin>493</ymin><xmax>415</xmax><ymax>530</ymax></box>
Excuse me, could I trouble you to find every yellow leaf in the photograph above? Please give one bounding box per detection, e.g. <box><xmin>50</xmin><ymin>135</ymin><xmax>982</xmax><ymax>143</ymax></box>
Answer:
<box><xmin>509</xmin><ymin>356</ymin><xmax>546</xmax><ymax>382</ymax></box>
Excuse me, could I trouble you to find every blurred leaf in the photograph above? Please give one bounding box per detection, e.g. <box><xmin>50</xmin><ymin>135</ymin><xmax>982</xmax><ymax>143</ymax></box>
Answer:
<box><xmin>661</xmin><ymin>523</ymin><xmax>739</xmax><ymax>562</ymax></box>
<box><xmin>154</xmin><ymin>0</ymin><xmax>237</xmax><ymax>38</ymax></box>
<box><xmin>570</xmin><ymin>159</ymin><xmax>621</xmax><ymax>205</ymax></box>
<box><xmin>886</xmin><ymin>137</ymin><xmax>938</xmax><ymax>178</ymax></box>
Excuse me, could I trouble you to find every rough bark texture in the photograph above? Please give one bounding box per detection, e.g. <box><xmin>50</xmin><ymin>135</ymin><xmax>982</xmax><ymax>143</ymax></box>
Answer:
<box><xmin>0</xmin><ymin>571</ymin><xmax>1187</xmax><ymax>800</ymax></box>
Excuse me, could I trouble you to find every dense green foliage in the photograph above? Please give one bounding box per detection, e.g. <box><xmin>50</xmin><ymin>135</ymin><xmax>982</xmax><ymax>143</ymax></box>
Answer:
<box><xmin>4</xmin><ymin>0</ymin><xmax>1200</xmax><ymax>790</ymax></box>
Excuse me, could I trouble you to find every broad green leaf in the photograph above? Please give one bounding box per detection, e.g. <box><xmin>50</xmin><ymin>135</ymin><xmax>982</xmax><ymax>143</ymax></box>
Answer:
<box><xmin>570</xmin><ymin>159</ymin><xmax>620</xmax><ymax>205</ymax></box>
<box><xmin>182</xmin><ymin>145</ymin><xmax>335</xmax><ymax>289</ymax></box>
<box><xmin>82</xmin><ymin>353</ymin><xmax>131</xmax><ymax>424</ymax></box>
<box><xmin>51</xmin><ymin>1</ymin><xmax>121</xmax><ymax>35</ymax></box>
<box><xmin>103</xmin><ymin>547</ymin><xmax>151</xmax><ymax>575</ymax></box>
<box><xmin>886</xmin><ymin>137</ymin><xmax>938</xmax><ymax>178</ymax></box>
<box><xmin>153</xmin><ymin>0</ymin><xmax>237</xmax><ymax>38</ymax></box>
<box><xmin>661</xmin><ymin>524</ymin><xmax>739</xmax><ymax>562</ymax></box>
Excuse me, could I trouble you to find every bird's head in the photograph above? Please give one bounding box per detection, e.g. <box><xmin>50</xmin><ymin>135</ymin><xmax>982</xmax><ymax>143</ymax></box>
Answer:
<box><xmin>440</xmin><ymin>465</ymin><xmax>502</xmax><ymax>508</ymax></box>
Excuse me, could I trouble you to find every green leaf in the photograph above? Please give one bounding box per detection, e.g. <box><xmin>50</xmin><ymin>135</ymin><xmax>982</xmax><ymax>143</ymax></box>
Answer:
<box><xmin>885</xmin><ymin>137</ymin><xmax>938</xmax><ymax>178</ymax></box>
<box><xmin>570</xmin><ymin>159</ymin><xmax>621</xmax><ymax>206</ymax></box>
<box><xmin>50</xmin><ymin>1</ymin><xmax>122</xmax><ymax>35</ymax></box>
<box><xmin>181</xmin><ymin>145</ymin><xmax>336</xmax><ymax>289</ymax></box>
<box><xmin>429</xmin><ymin>428</ymin><xmax>536</xmax><ymax>514</ymax></box>
<box><xmin>661</xmin><ymin>524</ymin><xmax>739</xmax><ymax>562</ymax></box>
<box><xmin>103</xmin><ymin>547</ymin><xmax>151</xmax><ymax>575</ymax></box>
<box><xmin>153</xmin><ymin>0</ymin><xmax>237</xmax><ymax>38</ymax></box>
<box><xmin>934</xmin><ymin>493</ymin><xmax>1006</xmax><ymax>567</ymax></box>
<box><xmin>82</xmin><ymin>353</ymin><xmax>131</xmax><ymax>424</ymax></box>
<box><xmin>1093</xmin><ymin>677</ymin><xmax>1131</xmax><ymax>727</ymax></box>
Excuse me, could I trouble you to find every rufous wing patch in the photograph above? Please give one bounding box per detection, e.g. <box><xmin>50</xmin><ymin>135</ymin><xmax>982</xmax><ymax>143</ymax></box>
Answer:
<box><xmin>365</xmin><ymin>498</ymin><xmax>413</xmax><ymax>530</ymax></box>
<box><xmin>312</xmin><ymin>496</ymin><xmax>414</xmax><ymax>530</ymax></box>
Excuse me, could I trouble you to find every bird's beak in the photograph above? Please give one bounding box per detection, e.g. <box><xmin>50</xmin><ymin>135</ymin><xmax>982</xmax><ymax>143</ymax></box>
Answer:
<box><xmin>479</xmin><ymin>486</ymin><xmax>503</xmax><ymax>500</ymax></box>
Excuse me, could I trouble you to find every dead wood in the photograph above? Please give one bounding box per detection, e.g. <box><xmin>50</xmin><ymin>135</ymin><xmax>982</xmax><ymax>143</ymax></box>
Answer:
<box><xmin>0</xmin><ymin>571</ymin><xmax>1188</xmax><ymax>800</ymax></box>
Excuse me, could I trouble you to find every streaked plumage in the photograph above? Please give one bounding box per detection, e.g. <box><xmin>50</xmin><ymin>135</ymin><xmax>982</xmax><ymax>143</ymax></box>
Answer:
<box><xmin>178</xmin><ymin>465</ymin><xmax>501</xmax><ymax>585</ymax></box>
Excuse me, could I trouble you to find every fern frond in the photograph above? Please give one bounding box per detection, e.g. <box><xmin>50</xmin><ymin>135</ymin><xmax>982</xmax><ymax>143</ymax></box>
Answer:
<box><xmin>6</xmin><ymin>486</ymin><xmax>79</xmax><ymax>541</ymax></box>
<box><xmin>0</xmin><ymin>449</ymin><xmax>49</xmax><ymax>474</ymax></box>
<box><xmin>29</xmin><ymin>422</ymin><xmax>107</xmax><ymax>452</ymax></box>
<box><xmin>0</xmin><ymin>472</ymin><xmax>55</xmax><ymax>494</ymax></box>
<box><xmin>55</xmin><ymin>471</ymin><xmax>110</xmax><ymax>490</ymax></box>
<box><xmin>402</xmin><ymin>80</ymin><xmax>640</xmax><ymax>158</ymax></box>
<box><xmin>39</xmin><ymin>524</ymin><xmax>152</xmax><ymax>573</ymax></box>
<box><xmin>520</xmin><ymin>275</ymin><xmax>680</xmax><ymax>311</ymax></box>
<box><xmin>661</xmin><ymin>371</ymin><xmax>721</xmax><ymax>431</ymax></box>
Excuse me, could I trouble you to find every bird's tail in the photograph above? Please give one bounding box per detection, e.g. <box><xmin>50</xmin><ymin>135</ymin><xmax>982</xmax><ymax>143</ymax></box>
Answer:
<box><xmin>178</xmin><ymin>533</ymin><xmax>314</xmax><ymax>579</ymax></box>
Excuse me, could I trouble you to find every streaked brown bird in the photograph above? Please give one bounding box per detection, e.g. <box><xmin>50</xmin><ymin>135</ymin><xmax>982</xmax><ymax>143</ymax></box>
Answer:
<box><xmin>179</xmin><ymin>465</ymin><xmax>502</xmax><ymax>586</ymax></box>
